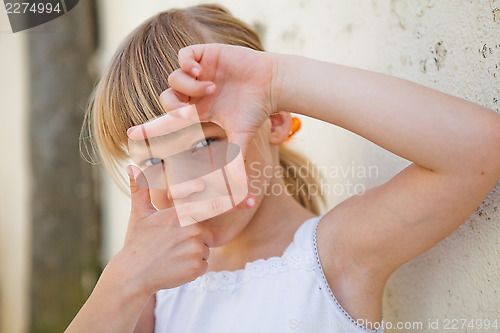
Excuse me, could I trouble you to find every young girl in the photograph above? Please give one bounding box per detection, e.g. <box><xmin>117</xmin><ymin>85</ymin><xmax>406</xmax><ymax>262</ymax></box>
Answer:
<box><xmin>68</xmin><ymin>4</ymin><xmax>500</xmax><ymax>332</ymax></box>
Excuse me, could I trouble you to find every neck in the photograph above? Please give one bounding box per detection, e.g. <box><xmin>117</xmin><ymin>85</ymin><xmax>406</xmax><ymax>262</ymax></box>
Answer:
<box><xmin>208</xmin><ymin>178</ymin><xmax>317</xmax><ymax>271</ymax></box>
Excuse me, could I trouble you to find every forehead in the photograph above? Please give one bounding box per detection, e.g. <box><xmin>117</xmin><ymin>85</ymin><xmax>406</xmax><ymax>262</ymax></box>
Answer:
<box><xmin>129</xmin><ymin>120</ymin><xmax>223</xmax><ymax>143</ymax></box>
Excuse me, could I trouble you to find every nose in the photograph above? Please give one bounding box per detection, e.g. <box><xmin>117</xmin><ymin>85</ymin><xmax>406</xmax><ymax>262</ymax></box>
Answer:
<box><xmin>168</xmin><ymin>178</ymin><xmax>206</xmax><ymax>201</ymax></box>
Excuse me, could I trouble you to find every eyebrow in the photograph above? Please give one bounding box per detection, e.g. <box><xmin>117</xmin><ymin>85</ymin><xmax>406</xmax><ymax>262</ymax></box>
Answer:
<box><xmin>128</xmin><ymin>122</ymin><xmax>222</xmax><ymax>163</ymax></box>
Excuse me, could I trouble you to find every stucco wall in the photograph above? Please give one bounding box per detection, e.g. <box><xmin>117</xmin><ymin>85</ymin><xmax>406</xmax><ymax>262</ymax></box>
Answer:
<box><xmin>0</xmin><ymin>1</ymin><xmax>498</xmax><ymax>332</ymax></box>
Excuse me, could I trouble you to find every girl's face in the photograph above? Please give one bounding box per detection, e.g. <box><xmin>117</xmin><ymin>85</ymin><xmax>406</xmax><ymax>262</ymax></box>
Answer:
<box><xmin>145</xmin><ymin>119</ymin><xmax>279</xmax><ymax>247</ymax></box>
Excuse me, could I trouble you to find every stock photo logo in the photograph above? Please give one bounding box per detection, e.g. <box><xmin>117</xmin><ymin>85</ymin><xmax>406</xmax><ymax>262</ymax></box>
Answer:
<box><xmin>3</xmin><ymin>0</ymin><xmax>79</xmax><ymax>32</ymax></box>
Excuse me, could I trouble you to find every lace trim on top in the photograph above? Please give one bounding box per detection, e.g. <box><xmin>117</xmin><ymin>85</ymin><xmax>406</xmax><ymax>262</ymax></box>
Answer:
<box><xmin>181</xmin><ymin>250</ymin><xmax>317</xmax><ymax>293</ymax></box>
<box><xmin>312</xmin><ymin>216</ymin><xmax>384</xmax><ymax>333</ymax></box>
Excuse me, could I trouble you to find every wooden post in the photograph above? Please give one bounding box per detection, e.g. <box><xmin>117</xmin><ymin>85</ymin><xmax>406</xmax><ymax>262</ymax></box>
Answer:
<box><xmin>27</xmin><ymin>1</ymin><xmax>101</xmax><ymax>332</ymax></box>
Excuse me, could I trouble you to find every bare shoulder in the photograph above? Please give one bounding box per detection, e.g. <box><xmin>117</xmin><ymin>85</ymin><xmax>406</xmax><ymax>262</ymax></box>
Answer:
<box><xmin>315</xmin><ymin>200</ymin><xmax>386</xmax><ymax>327</ymax></box>
<box><xmin>315</xmin><ymin>153</ymin><xmax>500</xmax><ymax>327</ymax></box>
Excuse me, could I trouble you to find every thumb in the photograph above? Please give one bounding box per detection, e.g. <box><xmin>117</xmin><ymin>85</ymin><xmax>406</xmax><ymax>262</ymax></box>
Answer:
<box><xmin>126</xmin><ymin>165</ymin><xmax>156</xmax><ymax>216</ymax></box>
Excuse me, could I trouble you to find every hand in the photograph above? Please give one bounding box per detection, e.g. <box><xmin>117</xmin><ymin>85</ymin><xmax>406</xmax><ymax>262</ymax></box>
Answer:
<box><xmin>160</xmin><ymin>43</ymin><xmax>280</xmax><ymax>158</ymax></box>
<box><xmin>116</xmin><ymin>165</ymin><xmax>213</xmax><ymax>295</ymax></box>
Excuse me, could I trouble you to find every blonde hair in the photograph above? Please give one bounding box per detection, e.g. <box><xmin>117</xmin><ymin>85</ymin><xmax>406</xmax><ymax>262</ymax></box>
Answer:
<box><xmin>82</xmin><ymin>4</ymin><xmax>326</xmax><ymax>215</ymax></box>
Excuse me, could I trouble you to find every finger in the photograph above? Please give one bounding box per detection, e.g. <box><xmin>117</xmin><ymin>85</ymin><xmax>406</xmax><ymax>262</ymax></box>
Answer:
<box><xmin>127</xmin><ymin>165</ymin><xmax>156</xmax><ymax>216</ymax></box>
<box><xmin>127</xmin><ymin>104</ymin><xmax>200</xmax><ymax>140</ymax></box>
<box><xmin>159</xmin><ymin>88</ymin><xmax>189</xmax><ymax>112</ymax></box>
<box><xmin>168</xmin><ymin>68</ymin><xmax>215</xmax><ymax>98</ymax></box>
<box><xmin>178</xmin><ymin>45</ymin><xmax>206</xmax><ymax>77</ymax></box>
<box><xmin>202</xmin><ymin>243</ymin><xmax>210</xmax><ymax>261</ymax></box>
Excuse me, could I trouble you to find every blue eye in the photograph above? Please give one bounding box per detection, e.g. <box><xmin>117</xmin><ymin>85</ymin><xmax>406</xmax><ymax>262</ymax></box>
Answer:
<box><xmin>141</xmin><ymin>138</ymin><xmax>217</xmax><ymax>167</ymax></box>
<box><xmin>191</xmin><ymin>137</ymin><xmax>216</xmax><ymax>152</ymax></box>
<box><xmin>144</xmin><ymin>157</ymin><xmax>163</xmax><ymax>167</ymax></box>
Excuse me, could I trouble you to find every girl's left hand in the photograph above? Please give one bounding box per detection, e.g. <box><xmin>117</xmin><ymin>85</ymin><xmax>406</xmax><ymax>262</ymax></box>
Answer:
<box><xmin>159</xmin><ymin>43</ymin><xmax>280</xmax><ymax>158</ymax></box>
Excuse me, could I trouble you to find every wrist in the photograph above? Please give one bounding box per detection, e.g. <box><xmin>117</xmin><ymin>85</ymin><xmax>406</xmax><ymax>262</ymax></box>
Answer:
<box><xmin>269</xmin><ymin>53</ymin><xmax>300</xmax><ymax>114</ymax></box>
<box><xmin>105</xmin><ymin>250</ymin><xmax>154</xmax><ymax>302</ymax></box>
<box><xmin>66</xmin><ymin>252</ymin><xmax>152</xmax><ymax>332</ymax></box>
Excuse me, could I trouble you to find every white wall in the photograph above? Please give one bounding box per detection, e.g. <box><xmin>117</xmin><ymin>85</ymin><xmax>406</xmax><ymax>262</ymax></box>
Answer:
<box><xmin>0</xmin><ymin>1</ymin><xmax>498</xmax><ymax>332</ymax></box>
<box><xmin>0</xmin><ymin>8</ymin><xmax>30</xmax><ymax>333</ymax></box>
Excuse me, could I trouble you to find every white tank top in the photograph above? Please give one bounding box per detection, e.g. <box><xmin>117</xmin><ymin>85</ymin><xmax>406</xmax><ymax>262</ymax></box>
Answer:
<box><xmin>154</xmin><ymin>214</ymin><xmax>383</xmax><ymax>332</ymax></box>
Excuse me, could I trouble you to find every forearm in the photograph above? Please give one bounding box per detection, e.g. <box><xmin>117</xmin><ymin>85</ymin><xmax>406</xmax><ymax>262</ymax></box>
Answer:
<box><xmin>274</xmin><ymin>54</ymin><xmax>500</xmax><ymax>175</ymax></box>
<box><xmin>65</xmin><ymin>253</ymin><xmax>151</xmax><ymax>333</ymax></box>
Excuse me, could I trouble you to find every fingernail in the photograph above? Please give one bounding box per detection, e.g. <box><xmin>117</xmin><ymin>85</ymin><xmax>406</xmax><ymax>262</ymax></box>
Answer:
<box><xmin>246</xmin><ymin>195</ymin><xmax>256</xmax><ymax>207</ymax></box>
<box><xmin>206</xmin><ymin>84</ymin><xmax>215</xmax><ymax>95</ymax></box>
<box><xmin>127</xmin><ymin>126</ymin><xmax>136</xmax><ymax>137</ymax></box>
<box><xmin>192</xmin><ymin>67</ymin><xmax>200</xmax><ymax>77</ymax></box>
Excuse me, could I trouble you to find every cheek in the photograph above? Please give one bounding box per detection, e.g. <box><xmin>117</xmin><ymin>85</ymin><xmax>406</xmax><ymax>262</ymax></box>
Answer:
<box><xmin>244</xmin><ymin>147</ymin><xmax>275</xmax><ymax>198</ymax></box>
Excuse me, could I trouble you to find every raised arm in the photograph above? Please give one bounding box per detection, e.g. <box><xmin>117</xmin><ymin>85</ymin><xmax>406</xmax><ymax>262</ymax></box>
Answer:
<box><xmin>65</xmin><ymin>168</ymin><xmax>216</xmax><ymax>332</ymax></box>
<box><xmin>165</xmin><ymin>43</ymin><xmax>500</xmax><ymax>325</ymax></box>
<box><xmin>273</xmin><ymin>53</ymin><xmax>500</xmax><ymax>276</ymax></box>
<box><xmin>275</xmin><ymin>55</ymin><xmax>500</xmax><ymax>179</ymax></box>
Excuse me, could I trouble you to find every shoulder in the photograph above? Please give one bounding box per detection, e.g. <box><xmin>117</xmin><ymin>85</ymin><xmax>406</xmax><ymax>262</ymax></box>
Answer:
<box><xmin>315</xmin><ymin>205</ymin><xmax>386</xmax><ymax>326</ymax></box>
<box><xmin>284</xmin><ymin>214</ymin><xmax>321</xmax><ymax>253</ymax></box>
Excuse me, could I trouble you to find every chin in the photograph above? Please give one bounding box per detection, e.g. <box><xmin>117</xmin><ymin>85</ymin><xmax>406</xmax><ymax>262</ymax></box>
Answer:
<box><xmin>199</xmin><ymin>209</ymin><xmax>251</xmax><ymax>247</ymax></box>
<box><xmin>198</xmin><ymin>211</ymin><xmax>231</xmax><ymax>227</ymax></box>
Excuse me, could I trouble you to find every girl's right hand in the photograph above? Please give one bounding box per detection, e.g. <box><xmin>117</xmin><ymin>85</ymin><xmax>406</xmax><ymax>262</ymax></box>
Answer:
<box><xmin>114</xmin><ymin>165</ymin><xmax>212</xmax><ymax>296</ymax></box>
<box><xmin>159</xmin><ymin>43</ymin><xmax>281</xmax><ymax>159</ymax></box>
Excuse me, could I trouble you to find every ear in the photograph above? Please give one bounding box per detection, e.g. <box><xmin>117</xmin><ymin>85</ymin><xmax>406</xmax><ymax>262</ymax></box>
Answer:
<box><xmin>269</xmin><ymin>111</ymin><xmax>293</xmax><ymax>145</ymax></box>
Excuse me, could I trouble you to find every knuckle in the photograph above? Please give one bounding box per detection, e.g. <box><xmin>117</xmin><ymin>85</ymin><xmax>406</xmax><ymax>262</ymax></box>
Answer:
<box><xmin>187</xmin><ymin>258</ymin><xmax>207</xmax><ymax>278</ymax></box>
<box><xmin>187</xmin><ymin>239</ymin><xmax>204</xmax><ymax>256</ymax></box>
